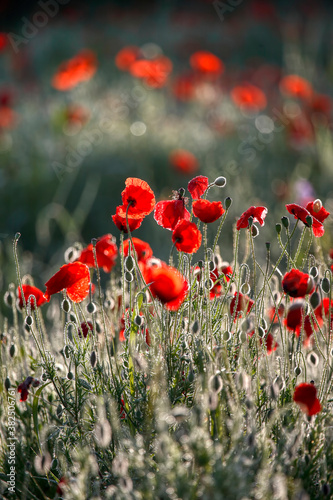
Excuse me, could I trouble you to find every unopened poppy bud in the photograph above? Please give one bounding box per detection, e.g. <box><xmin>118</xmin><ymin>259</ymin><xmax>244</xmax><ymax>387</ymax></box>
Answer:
<box><xmin>178</xmin><ymin>187</ymin><xmax>185</xmax><ymax>198</ymax></box>
<box><xmin>67</xmin><ymin>371</ymin><xmax>74</xmax><ymax>380</ymax></box>
<box><xmin>223</xmin><ymin>330</ymin><xmax>231</xmax><ymax>342</ymax></box>
<box><xmin>251</xmin><ymin>224</ymin><xmax>259</xmax><ymax>237</ymax></box>
<box><xmin>241</xmin><ymin>282</ymin><xmax>250</xmax><ymax>294</ymax></box>
<box><xmin>125</xmin><ymin>256</ymin><xmax>134</xmax><ymax>272</ymax></box>
<box><xmin>9</xmin><ymin>344</ymin><xmax>15</xmax><ymax>358</ymax></box>
<box><xmin>265</xmin><ymin>242</ymin><xmax>270</xmax><ymax>251</ymax></box>
<box><xmin>321</xmin><ymin>277</ymin><xmax>330</xmax><ymax>294</ymax></box>
<box><xmin>208</xmin><ymin>260</ymin><xmax>215</xmax><ymax>271</ymax></box>
<box><xmin>4</xmin><ymin>291</ymin><xmax>13</xmax><ymax>307</ymax></box>
<box><xmin>310</xmin><ymin>291</ymin><xmax>320</xmax><ymax>309</ymax></box>
<box><xmin>205</xmin><ymin>278</ymin><xmax>214</xmax><ymax>290</ymax></box>
<box><xmin>86</xmin><ymin>302</ymin><xmax>97</xmax><ymax>314</ymax></box>
<box><xmin>62</xmin><ymin>299</ymin><xmax>71</xmax><ymax>313</ymax></box>
<box><xmin>294</xmin><ymin>366</ymin><xmax>302</xmax><ymax>376</ymax></box>
<box><xmin>134</xmin><ymin>315</ymin><xmax>143</xmax><ymax>326</ymax></box>
<box><xmin>281</xmin><ymin>216</ymin><xmax>289</xmax><ymax>229</ymax></box>
<box><xmin>322</xmin><ymin>484</ymin><xmax>330</xmax><ymax>496</ymax></box>
<box><xmin>276</xmin><ymin>223</ymin><xmax>282</xmax><ymax>234</ymax></box>
<box><xmin>306</xmin><ymin>215</ymin><xmax>313</xmax><ymax>227</ymax></box>
<box><xmin>90</xmin><ymin>350</ymin><xmax>97</xmax><ymax>368</ymax></box>
<box><xmin>313</xmin><ymin>199</ymin><xmax>322</xmax><ymax>212</ymax></box>
<box><xmin>191</xmin><ymin>319</ymin><xmax>200</xmax><ymax>334</ymax></box>
<box><xmin>56</xmin><ymin>404</ymin><xmax>63</xmax><ymax>418</ymax></box>
<box><xmin>5</xmin><ymin>377</ymin><xmax>11</xmax><ymax>390</ymax></box>
<box><xmin>310</xmin><ymin>266</ymin><xmax>318</xmax><ymax>278</ymax></box>
<box><xmin>307</xmin><ymin>352</ymin><xmax>319</xmax><ymax>367</ymax></box>
<box><xmin>214</xmin><ymin>176</ymin><xmax>226</xmax><ymax>187</ymax></box>
<box><xmin>225</xmin><ymin>197</ymin><xmax>232</xmax><ymax>209</ymax></box>
<box><xmin>25</xmin><ymin>315</ymin><xmax>33</xmax><ymax>326</ymax></box>
<box><xmin>306</xmin><ymin>276</ymin><xmax>315</xmax><ymax>295</ymax></box>
<box><xmin>258</xmin><ymin>326</ymin><xmax>265</xmax><ymax>338</ymax></box>
<box><xmin>125</xmin><ymin>271</ymin><xmax>134</xmax><ymax>283</ymax></box>
<box><xmin>209</xmin><ymin>373</ymin><xmax>223</xmax><ymax>394</ymax></box>
<box><xmin>198</xmin><ymin>260</ymin><xmax>204</xmax><ymax>269</ymax></box>
<box><xmin>188</xmin><ymin>368</ymin><xmax>195</xmax><ymax>383</ymax></box>
<box><xmin>42</xmin><ymin>373</ymin><xmax>48</xmax><ymax>381</ymax></box>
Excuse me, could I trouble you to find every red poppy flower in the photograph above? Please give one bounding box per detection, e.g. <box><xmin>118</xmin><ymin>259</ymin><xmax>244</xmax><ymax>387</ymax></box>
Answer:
<box><xmin>230</xmin><ymin>83</ymin><xmax>267</xmax><ymax>111</ymax></box>
<box><xmin>280</xmin><ymin>75</ymin><xmax>313</xmax><ymax>100</ymax></box>
<box><xmin>230</xmin><ymin>292</ymin><xmax>254</xmax><ymax>319</ymax></box>
<box><xmin>17</xmin><ymin>284</ymin><xmax>47</xmax><ymax>310</ymax></box>
<box><xmin>0</xmin><ymin>33</ymin><xmax>7</xmax><ymax>52</ymax></box>
<box><xmin>236</xmin><ymin>206</ymin><xmax>268</xmax><ymax>230</ymax></box>
<box><xmin>172</xmin><ymin>220</ymin><xmax>202</xmax><ymax>254</ymax></box>
<box><xmin>190</xmin><ymin>51</ymin><xmax>224</xmax><ymax>77</ymax></box>
<box><xmin>44</xmin><ymin>262</ymin><xmax>90</xmax><ymax>303</ymax></box>
<box><xmin>285</xmin><ymin>203</ymin><xmax>327</xmax><ymax>237</ymax></box>
<box><xmin>169</xmin><ymin>149</ymin><xmax>199</xmax><ymax>174</ymax></box>
<box><xmin>188</xmin><ymin>175</ymin><xmax>209</xmax><ymax>200</ymax></box>
<box><xmin>79</xmin><ymin>321</ymin><xmax>93</xmax><ymax>338</ymax></box>
<box><xmin>52</xmin><ymin>50</ymin><xmax>97</xmax><ymax>91</ymax></box>
<box><xmin>78</xmin><ymin>234</ymin><xmax>118</xmax><ymax>273</ymax></box>
<box><xmin>306</xmin><ymin>200</ymin><xmax>330</xmax><ymax>224</ymax></box>
<box><xmin>315</xmin><ymin>298</ymin><xmax>333</xmax><ymax>329</ymax></box>
<box><xmin>117</xmin><ymin>177</ymin><xmax>155</xmax><ymax>220</ymax></box>
<box><xmin>115</xmin><ymin>46</ymin><xmax>140</xmax><ymax>71</ymax></box>
<box><xmin>18</xmin><ymin>376</ymin><xmax>40</xmax><ymax>402</ymax></box>
<box><xmin>146</xmin><ymin>262</ymin><xmax>188</xmax><ymax>311</ymax></box>
<box><xmin>112</xmin><ymin>207</ymin><xmax>143</xmax><ymax>233</ymax></box>
<box><xmin>122</xmin><ymin>237</ymin><xmax>153</xmax><ymax>263</ymax></box>
<box><xmin>248</xmin><ymin>330</ymin><xmax>278</xmax><ymax>355</ymax></box>
<box><xmin>193</xmin><ymin>199</ymin><xmax>224</xmax><ymax>223</ymax></box>
<box><xmin>129</xmin><ymin>56</ymin><xmax>172</xmax><ymax>88</ymax></box>
<box><xmin>293</xmin><ymin>383</ymin><xmax>321</xmax><ymax>416</ymax></box>
<box><xmin>282</xmin><ymin>269</ymin><xmax>314</xmax><ymax>298</ymax></box>
<box><xmin>154</xmin><ymin>190</ymin><xmax>191</xmax><ymax>231</ymax></box>
<box><xmin>285</xmin><ymin>301</ymin><xmax>320</xmax><ymax>346</ymax></box>
<box><xmin>269</xmin><ymin>302</ymin><xmax>285</xmax><ymax>323</ymax></box>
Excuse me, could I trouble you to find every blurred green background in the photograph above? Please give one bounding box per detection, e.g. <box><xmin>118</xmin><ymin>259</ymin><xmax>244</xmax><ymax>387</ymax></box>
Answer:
<box><xmin>1</xmin><ymin>0</ymin><xmax>333</xmax><ymax>291</ymax></box>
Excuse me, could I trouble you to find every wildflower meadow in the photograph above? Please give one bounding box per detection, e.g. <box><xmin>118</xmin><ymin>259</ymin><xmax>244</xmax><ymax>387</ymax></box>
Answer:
<box><xmin>1</xmin><ymin>1</ymin><xmax>333</xmax><ymax>499</ymax></box>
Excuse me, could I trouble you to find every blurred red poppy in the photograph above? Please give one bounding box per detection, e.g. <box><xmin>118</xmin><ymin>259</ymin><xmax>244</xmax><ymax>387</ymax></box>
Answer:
<box><xmin>282</xmin><ymin>269</ymin><xmax>314</xmax><ymax>298</ymax></box>
<box><xmin>17</xmin><ymin>284</ymin><xmax>47</xmax><ymax>310</ymax></box>
<box><xmin>309</xmin><ymin>93</ymin><xmax>332</xmax><ymax>118</ymax></box>
<box><xmin>18</xmin><ymin>376</ymin><xmax>39</xmax><ymax>402</ymax></box>
<box><xmin>118</xmin><ymin>178</ymin><xmax>155</xmax><ymax>220</ymax></box>
<box><xmin>172</xmin><ymin>220</ymin><xmax>202</xmax><ymax>254</ymax></box>
<box><xmin>45</xmin><ymin>262</ymin><xmax>90</xmax><ymax>303</ymax></box>
<box><xmin>172</xmin><ymin>73</ymin><xmax>196</xmax><ymax>101</ymax></box>
<box><xmin>112</xmin><ymin>207</ymin><xmax>143</xmax><ymax>233</ymax></box>
<box><xmin>79</xmin><ymin>321</ymin><xmax>93</xmax><ymax>338</ymax></box>
<box><xmin>230</xmin><ymin>83</ymin><xmax>267</xmax><ymax>111</ymax></box>
<box><xmin>286</xmin><ymin>202</ymin><xmax>329</xmax><ymax>237</ymax></box>
<box><xmin>230</xmin><ymin>292</ymin><xmax>254</xmax><ymax>319</ymax></box>
<box><xmin>78</xmin><ymin>234</ymin><xmax>118</xmax><ymax>273</ymax></box>
<box><xmin>147</xmin><ymin>262</ymin><xmax>188</xmax><ymax>311</ymax></box>
<box><xmin>285</xmin><ymin>301</ymin><xmax>319</xmax><ymax>346</ymax></box>
<box><xmin>52</xmin><ymin>50</ymin><xmax>97</xmax><ymax>91</ymax></box>
<box><xmin>130</xmin><ymin>56</ymin><xmax>172</xmax><ymax>88</ymax></box>
<box><xmin>0</xmin><ymin>33</ymin><xmax>7</xmax><ymax>52</ymax></box>
<box><xmin>154</xmin><ymin>191</ymin><xmax>191</xmax><ymax>231</ymax></box>
<box><xmin>115</xmin><ymin>46</ymin><xmax>140</xmax><ymax>71</ymax></box>
<box><xmin>0</xmin><ymin>106</ymin><xmax>18</xmax><ymax>129</ymax></box>
<box><xmin>315</xmin><ymin>298</ymin><xmax>333</xmax><ymax>329</ymax></box>
<box><xmin>188</xmin><ymin>175</ymin><xmax>209</xmax><ymax>199</ymax></box>
<box><xmin>280</xmin><ymin>75</ymin><xmax>313</xmax><ymax>100</ymax></box>
<box><xmin>190</xmin><ymin>51</ymin><xmax>224</xmax><ymax>78</ymax></box>
<box><xmin>293</xmin><ymin>383</ymin><xmax>321</xmax><ymax>416</ymax></box>
<box><xmin>193</xmin><ymin>199</ymin><xmax>224</xmax><ymax>223</ymax></box>
<box><xmin>248</xmin><ymin>330</ymin><xmax>278</xmax><ymax>355</ymax></box>
<box><xmin>122</xmin><ymin>237</ymin><xmax>153</xmax><ymax>263</ymax></box>
<box><xmin>65</xmin><ymin>104</ymin><xmax>89</xmax><ymax>127</ymax></box>
<box><xmin>169</xmin><ymin>149</ymin><xmax>199</xmax><ymax>174</ymax></box>
<box><xmin>236</xmin><ymin>206</ymin><xmax>268</xmax><ymax>230</ymax></box>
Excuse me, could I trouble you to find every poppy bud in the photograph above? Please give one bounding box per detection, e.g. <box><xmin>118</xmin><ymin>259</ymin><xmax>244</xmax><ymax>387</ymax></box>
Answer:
<box><xmin>134</xmin><ymin>315</ymin><xmax>143</xmax><ymax>326</ymax></box>
<box><xmin>251</xmin><ymin>224</ymin><xmax>259</xmax><ymax>237</ymax></box>
<box><xmin>125</xmin><ymin>271</ymin><xmax>134</xmax><ymax>283</ymax></box>
<box><xmin>191</xmin><ymin>319</ymin><xmax>200</xmax><ymax>334</ymax></box>
<box><xmin>9</xmin><ymin>344</ymin><xmax>15</xmax><ymax>358</ymax></box>
<box><xmin>310</xmin><ymin>291</ymin><xmax>320</xmax><ymax>309</ymax></box>
<box><xmin>265</xmin><ymin>242</ymin><xmax>270</xmax><ymax>251</ymax></box>
<box><xmin>223</xmin><ymin>330</ymin><xmax>231</xmax><ymax>342</ymax></box>
<box><xmin>306</xmin><ymin>215</ymin><xmax>313</xmax><ymax>227</ymax></box>
<box><xmin>276</xmin><ymin>223</ymin><xmax>282</xmax><ymax>234</ymax></box>
<box><xmin>4</xmin><ymin>291</ymin><xmax>14</xmax><ymax>307</ymax></box>
<box><xmin>125</xmin><ymin>256</ymin><xmax>134</xmax><ymax>272</ymax></box>
<box><xmin>309</xmin><ymin>266</ymin><xmax>318</xmax><ymax>278</ymax></box>
<box><xmin>178</xmin><ymin>187</ymin><xmax>185</xmax><ymax>198</ymax></box>
<box><xmin>281</xmin><ymin>216</ymin><xmax>289</xmax><ymax>229</ymax></box>
<box><xmin>56</xmin><ymin>404</ymin><xmax>63</xmax><ymax>418</ymax></box>
<box><xmin>67</xmin><ymin>372</ymin><xmax>74</xmax><ymax>380</ymax></box>
<box><xmin>307</xmin><ymin>352</ymin><xmax>319</xmax><ymax>367</ymax></box>
<box><xmin>224</xmin><ymin>197</ymin><xmax>232</xmax><ymax>209</ymax></box>
<box><xmin>25</xmin><ymin>315</ymin><xmax>33</xmax><ymax>327</ymax></box>
<box><xmin>62</xmin><ymin>299</ymin><xmax>71</xmax><ymax>313</ymax></box>
<box><xmin>209</xmin><ymin>373</ymin><xmax>223</xmax><ymax>393</ymax></box>
<box><xmin>42</xmin><ymin>373</ymin><xmax>48</xmax><ymax>381</ymax></box>
<box><xmin>5</xmin><ymin>377</ymin><xmax>11</xmax><ymax>390</ymax></box>
<box><xmin>321</xmin><ymin>277</ymin><xmax>330</xmax><ymax>294</ymax></box>
<box><xmin>90</xmin><ymin>350</ymin><xmax>97</xmax><ymax>368</ymax></box>
<box><xmin>313</xmin><ymin>199</ymin><xmax>322</xmax><ymax>212</ymax></box>
<box><xmin>241</xmin><ymin>283</ymin><xmax>250</xmax><ymax>294</ymax></box>
<box><xmin>322</xmin><ymin>484</ymin><xmax>330</xmax><ymax>496</ymax></box>
<box><xmin>198</xmin><ymin>260</ymin><xmax>204</xmax><ymax>269</ymax></box>
<box><xmin>188</xmin><ymin>368</ymin><xmax>195</xmax><ymax>383</ymax></box>
<box><xmin>258</xmin><ymin>326</ymin><xmax>265</xmax><ymax>338</ymax></box>
<box><xmin>214</xmin><ymin>176</ymin><xmax>226</xmax><ymax>187</ymax></box>
<box><xmin>208</xmin><ymin>260</ymin><xmax>215</xmax><ymax>271</ymax></box>
<box><xmin>294</xmin><ymin>366</ymin><xmax>302</xmax><ymax>376</ymax></box>
<box><xmin>86</xmin><ymin>302</ymin><xmax>97</xmax><ymax>314</ymax></box>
